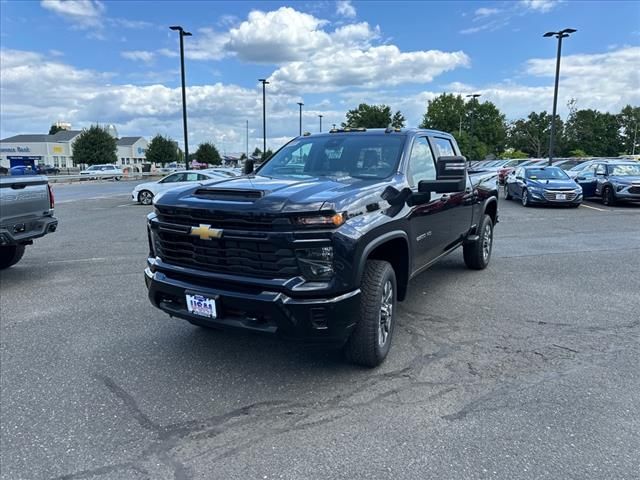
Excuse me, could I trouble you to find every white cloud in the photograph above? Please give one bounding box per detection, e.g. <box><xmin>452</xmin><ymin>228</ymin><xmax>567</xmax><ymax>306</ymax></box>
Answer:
<box><xmin>269</xmin><ymin>46</ymin><xmax>470</xmax><ymax>93</ymax></box>
<box><xmin>121</xmin><ymin>50</ymin><xmax>155</xmax><ymax>64</ymax></box>
<box><xmin>336</xmin><ymin>0</ymin><xmax>357</xmax><ymax>18</ymax></box>
<box><xmin>474</xmin><ymin>7</ymin><xmax>500</xmax><ymax>17</ymax></box>
<box><xmin>40</xmin><ymin>0</ymin><xmax>105</xmax><ymax>27</ymax></box>
<box><xmin>520</xmin><ymin>0</ymin><xmax>560</xmax><ymax>13</ymax></box>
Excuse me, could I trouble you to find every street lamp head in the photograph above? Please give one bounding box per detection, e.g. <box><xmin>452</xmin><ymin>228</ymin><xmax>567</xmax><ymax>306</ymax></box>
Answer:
<box><xmin>183</xmin><ymin>31</ymin><xmax>192</xmax><ymax>37</ymax></box>
<box><xmin>543</xmin><ymin>31</ymin><xmax>556</xmax><ymax>37</ymax></box>
<box><xmin>258</xmin><ymin>78</ymin><xmax>270</xmax><ymax>85</ymax></box>
<box><xmin>297</xmin><ymin>102</ymin><xmax>304</xmax><ymax>106</ymax></box>
<box><xmin>170</xmin><ymin>25</ymin><xmax>182</xmax><ymax>31</ymax></box>
<box><xmin>561</xmin><ymin>28</ymin><xmax>577</xmax><ymax>34</ymax></box>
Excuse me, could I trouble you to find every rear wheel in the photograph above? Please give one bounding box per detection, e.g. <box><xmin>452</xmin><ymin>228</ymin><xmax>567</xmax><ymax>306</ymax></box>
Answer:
<box><xmin>602</xmin><ymin>186</ymin><xmax>616</xmax><ymax>206</ymax></box>
<box><xmin>0</xmin><ymin>245</ymin><xmax>26</xmax><ymax>270</ymax></box>
<box><xmin>463</xmin><ymin>214</ymin><xmax>493</xmax><ymax>270</ymax></box>
<box><xmin>345</xmin><ymin>260</ymin><xmax>396</xmax><ymax>368</ymax></box>
<box><xmin>138</xmin><ymin>190</ymin><xmax>154</xmax><ymax>205</ymax></box>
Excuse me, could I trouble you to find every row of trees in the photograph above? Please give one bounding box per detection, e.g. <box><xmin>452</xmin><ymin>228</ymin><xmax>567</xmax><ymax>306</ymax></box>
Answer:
<box><xmin>339</xmin><ymin>97</ymin><xmax>639</xmax><ymax>161</ymax></box>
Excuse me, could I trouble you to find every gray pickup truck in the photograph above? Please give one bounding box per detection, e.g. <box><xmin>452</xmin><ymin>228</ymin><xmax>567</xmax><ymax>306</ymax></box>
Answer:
<box><xmin>0</xmin><ymin>175</ymin><xmax>58</xmax><ymax>269</ymax></box>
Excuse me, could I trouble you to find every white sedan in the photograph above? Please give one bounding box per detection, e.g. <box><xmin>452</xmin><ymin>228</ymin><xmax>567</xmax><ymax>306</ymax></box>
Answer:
<box><xmin>131</xmin><ymin>170</ymin><xmax>226</xmax><ymax>205</ymax></box>
<box><xmin>80</xmin><ymin>164</ymin><xmax>123</xmax><ymax>180</ymax></box>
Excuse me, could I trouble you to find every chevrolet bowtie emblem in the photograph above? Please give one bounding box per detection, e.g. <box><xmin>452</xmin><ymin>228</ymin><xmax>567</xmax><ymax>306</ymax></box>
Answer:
<box><xmin>190</xmin><ymin>224</ymin><xmax>223</xmax><ymax>240</ymax></box>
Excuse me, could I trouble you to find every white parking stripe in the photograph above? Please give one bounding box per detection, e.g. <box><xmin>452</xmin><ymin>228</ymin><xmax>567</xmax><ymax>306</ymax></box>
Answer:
<box><xmin>580</xmin><ymin>204</ymin><xmax>607</xmax><ymax>212</ymax></box>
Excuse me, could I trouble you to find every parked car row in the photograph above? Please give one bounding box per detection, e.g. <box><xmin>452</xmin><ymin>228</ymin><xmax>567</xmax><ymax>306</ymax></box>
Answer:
<box><xmin>131</xmin><ymin>168</ymin><xmax>241</xmax><ymax>205</ymax></box>
<box><xmin>503</xmin><ymin>160</ymin><xmax>640</xmax><ymax>207</ymax></box>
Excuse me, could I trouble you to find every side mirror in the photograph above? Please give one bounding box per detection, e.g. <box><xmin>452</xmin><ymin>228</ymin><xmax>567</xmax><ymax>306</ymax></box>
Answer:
<box><xmin>418</xmin><ymin>156</ymin><xmax>466</xmax><ymax>194</ymax></box>
<box><xmin>243</xmin><ymin>159</ymin><xmax>254</xmax><ymax>175</ymax></box>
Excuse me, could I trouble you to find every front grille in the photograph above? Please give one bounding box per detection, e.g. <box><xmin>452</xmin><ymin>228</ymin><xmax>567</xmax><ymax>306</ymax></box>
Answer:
<box><xmin>543</xmin><ymin>190</ymin><xmax>578</xmax><ymax>201</ymax></box>
<box><xmin>155</xmin><ymin>206</ymin><xmax>284</xmax><ymax>230</ymax></box>
<box><xmin>155</xmin><ymin>230</ymin><xmax>299</xmax><ymax>278</ymax></box>
<box><xmin>629</xmin><ymin>186</ymin><xmax>640</xmax><ymax>194</ymax></box>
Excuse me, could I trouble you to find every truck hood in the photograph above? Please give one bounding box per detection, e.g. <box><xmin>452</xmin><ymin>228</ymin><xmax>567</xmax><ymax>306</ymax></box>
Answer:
<box><xmin>154</xmin><ymin>174</ymin><xmax>397</xmax><ymax>214</ymax></box>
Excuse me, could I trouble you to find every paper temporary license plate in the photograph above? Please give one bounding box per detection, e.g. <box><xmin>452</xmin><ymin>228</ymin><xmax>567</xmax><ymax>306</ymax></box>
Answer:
<box><xmin>186</xmin><ymin>294</ymin><xmax>217</xmax><ymax>319</ymax></box>
<box><xmin>556</xmin><ymin>193</ymin><xmax>567</xmax><ymax>200</ymax></box>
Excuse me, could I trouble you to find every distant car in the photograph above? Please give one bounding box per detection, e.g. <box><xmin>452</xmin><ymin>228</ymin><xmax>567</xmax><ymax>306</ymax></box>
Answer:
<box><xmin>36</xmin><ymin>165</ymin><xmax>61</xmax><ymax>175</ymax></box>
<box><xmin>496</xmin><ymin>159</ymin><xmax>531</xmax><ymax>184</ymax></box>
<box><xmin>80</xmin><ymin>164</ymin><xmax>123</xmax><ymax>180</ymax></box>
<box><xmin>504</xmin><ymin>166</ymin><xmax>582</xmax><ymax>207</ymax></box>
<box><xmin>131</xmin><ymin>170</ymin><xmax>227</xmax><ymax>205</ymax></box>
<box><xmin>589</xmin><ymin>162</ymin><xmax>640</xmax><ymax>206</ymax></box>
<box><xmin>565</xmin><ymin>158</ymin><xmax>616</xmax><ymax>179</ymax></box>
<box><xmin>9</xmin><ymin>165</ymin><xmax>40</xmax><ymax>176</ymax></box>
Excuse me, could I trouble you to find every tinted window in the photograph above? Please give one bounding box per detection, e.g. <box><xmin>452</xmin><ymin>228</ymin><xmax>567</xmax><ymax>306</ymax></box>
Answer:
<box><xmin>595</xmin><ymin>164</ymin><xmax>607</xmax><ymax>175</ymax></box>
<box><xmin>407</xmin><ymin>137</ymin><xmax>436</xmax><ymax>186</ymax></box>
<box><xmin>258</xmin><ymin>135</ymin><xmax>404</xmax><ymax>179</ymax></box>
<box><xmin>185</xmin><ymin>173</ymin><xmax>200</xmax><ymax>181</ymax></box>
<box><xmin>526</xmin><ymin>167</ymin><xmax>570</xmax><ymax>180</ymax></box>
<box><xmin>432</xmin><ymin>137</ymin><xmax>456</xmax><ymax>158</ymax></box>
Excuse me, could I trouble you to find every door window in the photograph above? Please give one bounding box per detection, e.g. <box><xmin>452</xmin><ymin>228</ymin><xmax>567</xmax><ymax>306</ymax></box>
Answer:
<box><xmin>595</xmin><ymin>164</ymin><xmax>606</xmax><ymax>175</ymax></box>
<box><xmin>161</xmin><ymin>173</ymin><xmax>184</xmax><ymax>183</ymax></box>
<box><xmin>185</xmin><ymin>173</ymin><xmax>200</xmax><ymax>181</ymax></box>
<box><xmin>432</xmin><ymin>137</ymin><xmax>456</xmax><ymax>158</ymax></box>
<box><xmin>407</xmin><ymin>137</ymin><xmax>436</xmax><ymax>186</ymax></box>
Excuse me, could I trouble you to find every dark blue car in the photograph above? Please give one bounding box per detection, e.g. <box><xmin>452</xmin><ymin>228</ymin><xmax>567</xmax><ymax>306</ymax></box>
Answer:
<box><xmin>504</xmin><ymin>166</ymin><xmax>582</xmax><ymax>207</ymax></box>
<box><xmin>9</xmin><ymin>165</ymin><xmax>38</xmax><ymax>176</ymax></box>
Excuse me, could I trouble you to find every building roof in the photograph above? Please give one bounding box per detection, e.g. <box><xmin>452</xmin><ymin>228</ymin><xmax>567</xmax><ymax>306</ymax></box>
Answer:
<box><xmin>116</xmin><ymin>136</ymin><xmax>143</xmax><ymax>146</ymax></box>
<box><xmin>1</xmin><ymin>130</ymin><xmax>82</xmax><ymax>143</ymax></box>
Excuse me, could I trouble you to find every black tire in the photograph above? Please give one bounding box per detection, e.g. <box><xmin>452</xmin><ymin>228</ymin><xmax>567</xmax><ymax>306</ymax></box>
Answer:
<box><xmin>602</xmin><ymin>186</ymin><xmax>616</xmax><ymax>206</ymax></box>
<box><xmin>463</xmin><ymin>214</ymin><xmax>494</xmax><ymax>270</ymax></box>
<box><xmin>521</xmin><ymin>188</ymin><xmax>531</xmax><ymax>207</ymax></box>
<box><xmin>345</xmin><ymin>260</ymin><xmax>397</xmax><ymax>368</ymax></box>
<box><xmin>114</xmin><ymin>176</ymin><xmax>122</xmax><ymax>182</ymax></box>
<box><xmin>0</xmin><ymin>245</ymin><xmax>26</xmax><ymax>270</ymax></box>
<box><xmin>138</xmin><ymin>190</ymin><xmax>154</xmax><ymax>205</ymax></box>
<box><xmin>504</xmin><ymin>185</ymin><xmax>512</xmax><ymax>200</ymax></box>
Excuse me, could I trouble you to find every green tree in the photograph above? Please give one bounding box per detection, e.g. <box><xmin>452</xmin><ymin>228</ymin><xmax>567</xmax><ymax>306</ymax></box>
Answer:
<box><xmin>240</xmin><ymin>153</ymin><xmax>247</xmax><ymax>160</ymax></box>
<box><xmin>252</xmin><ymin>147</ymin><xmax>262</xmax><ymax>158</ymax></box>
<box><xmin>342</xmin><ymin>104</ymin><xmax>404</xmax><ymax>128</ymax></box>
<box><xmin>420</xmin><ymin>93</ymin><xmax>507</xmax><ymax>160</ymax></box>
<box><xmin>568</xmin><ymin>149</ymin><xmax>588</xmax><ymax>157</ymax></box>
<box><xmin>146</xmin><ymin>134</ymin><xmax>179</xmax><ymax>166</ymax></box>
<box><xmin>499</xmin><ymin>149</ymin><xmax>529</xmax><ymax>159</ymax></box>
<box><xmin>261</xmin><ymin>149</ymin><xmax>273</xmax><ymax>161</ymax></box>
<box><xmin>195</xmin><ymin>142</ymin><xmax>222</xmax><ymax>165</ymax></box>
<box><xmin>48</xmin><ymin>124</ymin><xmax>64</xmax><ymax>135</ymax></box>
<box><xmin>564</xmin><ymin>109</ymin><xmax>622</xmax><ymax>156</ymax></box>
<box><xmin>507</xmin><ymin>111</ymin><xmax>563</xmax><ymax>158</ymax></box>
<box><xmin>71</xmin><ymin>125</ymin><xmax>117</xmax><ymax>166</ymax></box>
<box><xmin>619</xmin><ymin>105</ymin><xmax>640</xmax><ymax>155</ymax></box>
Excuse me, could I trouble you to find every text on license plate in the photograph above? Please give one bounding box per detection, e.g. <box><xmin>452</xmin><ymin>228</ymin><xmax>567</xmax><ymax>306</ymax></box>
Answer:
<box><xmin>186</xmin><ymin>294</ymin><xmax>217</xmax><ymax>318</ymax></box>
<box><xmin>556</xmin><ymin>194</ymin><xmax>566</xmax><ymax>200</ymax></box>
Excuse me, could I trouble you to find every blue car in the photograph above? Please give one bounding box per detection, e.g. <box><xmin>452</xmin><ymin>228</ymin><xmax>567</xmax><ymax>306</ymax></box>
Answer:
<box><xmin>504</xmin><ymin>166</ymin><xmax>582</xmax><ymax>207</ymax></box>
<box><xmin>9</xmin><ymin>165</ymin><xmax>38</xmax><ymax>176</ymax></box>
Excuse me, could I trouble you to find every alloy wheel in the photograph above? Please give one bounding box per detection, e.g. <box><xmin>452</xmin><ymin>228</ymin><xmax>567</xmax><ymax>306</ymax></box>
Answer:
<box><xmin>378</xmin><ymin>280</ymin><xmax>393</xmax><ymax>347</ymax></box>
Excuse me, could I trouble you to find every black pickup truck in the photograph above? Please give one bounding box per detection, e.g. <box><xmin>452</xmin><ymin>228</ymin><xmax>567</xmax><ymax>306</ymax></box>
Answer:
<box><xmin>145</xmin><ymin>128</ymin><xmax>498</xmax><ymax>366</ymax></box>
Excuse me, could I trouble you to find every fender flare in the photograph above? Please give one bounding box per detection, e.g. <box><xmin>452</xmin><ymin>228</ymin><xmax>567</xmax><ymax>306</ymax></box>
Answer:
<box><xmin>355</xmin><ymin>230</ymin><xmax>410</xmax><ymax>284</ymax></box>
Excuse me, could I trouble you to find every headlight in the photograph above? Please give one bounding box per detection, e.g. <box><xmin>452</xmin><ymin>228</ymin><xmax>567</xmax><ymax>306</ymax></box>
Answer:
<box><xmin>294</xmin><ymin>213</ymin><xmax>345</xmax><ymax>227</ymax></box>
<box><xmin>296</xmin><ymin>247</ymin><xmax>334</xmax><ymax>280</ymax></box>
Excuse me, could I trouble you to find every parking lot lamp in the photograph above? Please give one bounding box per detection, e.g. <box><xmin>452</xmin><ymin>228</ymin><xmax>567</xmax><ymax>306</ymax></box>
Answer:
<box><xmin>259</xmin><ymin>79</ymin><xmax>269</xmax><ymax>156</ymax></box>
<box><xmin>544</xmin><ymin>28</ymin><xmax>577</xmax><ymax>166</ymax></box>
<box><xmin>318</xmin><ymin>115</ymin><xmax>323</xmax><ymax>133</ymax></box>
<box><xmin>297</xmin><ymin>102</ymin><xmax>304</xmax><ymax>136</ymax></box>
<box><xmin>170</xmin><ymin>26</ymin><xmax>192</xmax><ymax>170</ymax></box>
<box><xmin>465</xmin><ymin>93</ymin><xmax>481</xmax><ymax>138</ymax></box>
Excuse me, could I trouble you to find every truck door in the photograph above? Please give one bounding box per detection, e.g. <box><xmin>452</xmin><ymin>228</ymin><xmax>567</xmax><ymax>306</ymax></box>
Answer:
<box><xmin>406</xmin><ymin>136</ymin><xmax>450</xmax><ymax>271</ymax></box>
<box><xmin>429</xmin><ymin>136</ymin><xmax>475</xmax><ymax>245</ymax></box>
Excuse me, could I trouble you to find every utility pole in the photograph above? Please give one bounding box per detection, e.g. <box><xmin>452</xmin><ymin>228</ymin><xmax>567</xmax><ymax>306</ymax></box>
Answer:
<box><xmin>297</xmin><ymin>102</ymin><xmax>304</xmax><ymax>136</ymax></box>
<box><xmin>544</xmin><ymin>28</ymin><xmax>577</xmax><ymax>166</ymax></box>
<box><xmin>246</xmin><ymin>120</ymin><xmax>249</xmax><ymax>161</ymax></box>
<box><xmin>318</xmin><ymin>114</ymin><xmax>323</xmax><ymax>133</ymax></box>
<box><xmin>259</xmin><ymin>79</ymin><xmax>269</xmax><ymax>157</ymax></box>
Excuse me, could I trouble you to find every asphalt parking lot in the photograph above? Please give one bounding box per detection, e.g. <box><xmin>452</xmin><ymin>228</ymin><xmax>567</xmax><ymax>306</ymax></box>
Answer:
<box><xmin>1</xmin><ymin>191</ymin><xmax>639</xmax><ymax>480</ymax></box>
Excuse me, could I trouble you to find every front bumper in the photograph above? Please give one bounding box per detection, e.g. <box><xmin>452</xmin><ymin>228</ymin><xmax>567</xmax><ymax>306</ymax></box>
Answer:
<box><xmin>529</xmin><ymin>190</ymin><xmax>582</xmax><ymax>205</ymax></box>
<box><xmin>144</xmin><ymin>260</ymin><xmax>360</xmax><ymax>345</ymax></box>
<box><xmin>0</xmin><ymin>215</ymin><xmax>58</xmax><ymax>246</ymax></box>
<box><xmin>613</xmin><ymin>185</ymin><xmax>640</xmax><ymax>201</ymax></box>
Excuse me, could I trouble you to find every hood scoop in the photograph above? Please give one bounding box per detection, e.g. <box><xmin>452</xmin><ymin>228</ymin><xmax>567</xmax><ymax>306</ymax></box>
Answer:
<box><xmin>194</xmin><ymin>188</ymin><xmax>264</xmax><ymax>201</ymax></box>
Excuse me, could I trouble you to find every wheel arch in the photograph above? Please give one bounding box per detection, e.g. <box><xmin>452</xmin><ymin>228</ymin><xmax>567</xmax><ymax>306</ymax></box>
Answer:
<box><xmin>357</xmin><ymin>231</ymin><xmax>410</xmax><ymax>302</ymax></box>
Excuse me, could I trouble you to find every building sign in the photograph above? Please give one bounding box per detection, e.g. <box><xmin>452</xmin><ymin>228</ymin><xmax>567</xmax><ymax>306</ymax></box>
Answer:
<box><xmin>53</xmin><ymin>146</ymin><xmax>63</xmax><ymax>153</ymax></box>
<box><xmin>0</xmin><ymin>146</ymin><xmax>31</xmax><ymax>153</ymax></box>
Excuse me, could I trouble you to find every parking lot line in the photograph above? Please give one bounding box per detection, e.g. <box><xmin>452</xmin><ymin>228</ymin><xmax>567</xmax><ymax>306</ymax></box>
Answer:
<box><xmin>48</xmin><ymin>257</ymin><xmax>107</xmax><ymax>264</ymax></box>
<box><xmin>580</xmin><ymin>203</ymin><xmax>607</xmax><ymax>212</ymax></box>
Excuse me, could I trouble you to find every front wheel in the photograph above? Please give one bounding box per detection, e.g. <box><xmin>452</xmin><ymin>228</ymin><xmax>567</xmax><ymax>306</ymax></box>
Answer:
<box><xmin>504</xmin><ymin>185</ymin><xmax>512</xmax><ymax>200</ymax></box>
<box><xmin>345</xmin><ymin>260</ymin><xmax>397</xmax><ymax>368</ymax></box>
<box><xmin>0</xmin><ymin>244</ymin><xmax>26</xmax><ymax>270</ymax></box>
<box><xmin>602</xmin><ymin>186</ymin><xmax>616</xmax><ymax>206</ymax></box>
<box><xmin>463</xmin><ymin>214</ymin><xmax>493</xmax><ymax>270</ymax></box>
<box><xmin>138</xmin><ymin>190</ymin><xmax>154</xmax><ymax>205</ymax></box>
<box><xmin>521</xmin><ymin>188</ymin><xmax>531</xmax><ymax>207</ymax></box>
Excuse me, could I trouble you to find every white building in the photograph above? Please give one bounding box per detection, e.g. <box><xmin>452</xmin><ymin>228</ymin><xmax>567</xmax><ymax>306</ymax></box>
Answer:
<box><xmin>0</xmin><ymin>131</ymin><xmax>148</xmax><ymax>170</ymax></box>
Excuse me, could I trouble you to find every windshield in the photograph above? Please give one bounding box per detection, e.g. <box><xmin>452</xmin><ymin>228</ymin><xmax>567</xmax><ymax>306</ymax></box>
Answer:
<box><xmin>258</xmin><ymin>134</ymin><xmax>406</xmax><ymax>180</ymax></box>
<box><xmin>609</xmin><ymin>164</ymin><xmax>640</xmax><ymax>176</ymax></box>
<box><xmin>526</xmin><ymin>167</ymin><xmax>570</xmax><ymax>180</ymax></box>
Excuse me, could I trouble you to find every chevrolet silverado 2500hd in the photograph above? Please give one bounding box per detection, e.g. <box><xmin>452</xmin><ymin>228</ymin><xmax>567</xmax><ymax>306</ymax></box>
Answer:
<box><xmin>144</xmin><ymin>128</ymin><xmax>498</xmax><ymax>366</ymax></box>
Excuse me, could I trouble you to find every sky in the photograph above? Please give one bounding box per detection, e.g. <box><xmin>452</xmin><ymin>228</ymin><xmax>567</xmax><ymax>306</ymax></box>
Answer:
<box><xmin>1</xmin><ymin>0</ymin><xmax>639</xmax><ymax>154</ymax></box>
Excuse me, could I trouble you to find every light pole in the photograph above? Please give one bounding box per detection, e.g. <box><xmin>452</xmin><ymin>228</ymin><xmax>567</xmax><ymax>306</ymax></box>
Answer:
<box><xmin>259</xmin><ymin>79</ymin><xmax>269</xmax><ymax>157</ymax></box>
<box><xmin>318</xmin><ymin>114</ymin><xmax>323</xmax><ymax>133</ymax></box>
<box><xmin>465</xmin><ymin>93</ymin><xmax>481</xmax><ymax>138</ymax></box>
<box><xmin>297</xmin><ymin>102</ymin><xmax>304</xmax><ymax>136</ymax></box>
<box><xmin>245</xmin><ymin>120</ymin><xmax>249</xmax><ymax>161</ymax></box>
<box><xmin>544</xmin><ymin>28</ymin><xmax>577</xmax><ymax>166</ymax></box>
<box><xmin>170</xmin><ymin>25</ymin><xmax>192</xmax><ymax>169</ymax></box>
<box><xmin>632</xmin><ymin>122</ymin><xmax>638</xmax><ymax>156</ymax></box>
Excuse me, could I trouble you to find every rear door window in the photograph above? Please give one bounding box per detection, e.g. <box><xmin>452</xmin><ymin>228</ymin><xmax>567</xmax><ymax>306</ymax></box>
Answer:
<box><xmin>432</xmin><ymin>137</ymin><xmax>456</xmax><ymax>158</ymax></box>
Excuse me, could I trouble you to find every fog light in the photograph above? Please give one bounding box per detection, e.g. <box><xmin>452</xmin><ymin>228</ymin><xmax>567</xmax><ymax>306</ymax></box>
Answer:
<box><xmin>296</xmin><ymin>247</ymin><xmax>334</xmax><ymax>280</ymax></box>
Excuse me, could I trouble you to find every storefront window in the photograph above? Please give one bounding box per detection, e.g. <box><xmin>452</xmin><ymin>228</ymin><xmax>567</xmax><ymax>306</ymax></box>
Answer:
<box><xmin>53</xmin><ymin>156</ymin><xmax>59</xmax><ymax>167</ymax></box>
